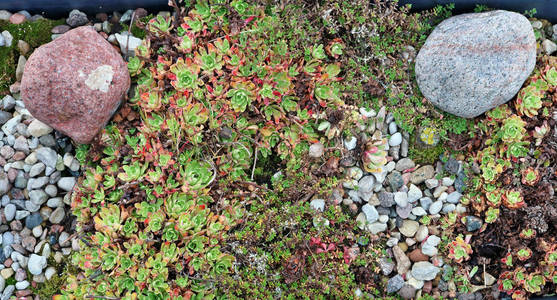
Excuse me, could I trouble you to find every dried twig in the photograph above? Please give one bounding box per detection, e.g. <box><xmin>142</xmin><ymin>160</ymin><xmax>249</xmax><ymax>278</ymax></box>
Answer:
<box><xmin>250</xmin><ymin>146</ymin><xmax>258</xmax><ymax>181</ymax></box>
<box><xmin>124</xmin><ymin>11</ymin><xmax>136</xmax><ymax>60</ymax></box>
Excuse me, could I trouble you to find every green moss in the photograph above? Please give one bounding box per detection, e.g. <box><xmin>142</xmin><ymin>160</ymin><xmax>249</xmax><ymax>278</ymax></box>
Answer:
<box><xmin>407</xmin><ymin>133</ymin><xmax>448</xmax><ymax>165</ymax></box>
<box><xmin>33</xmin><ymin>274</ymin><xmax>66</xmax><ymax>298</ymax></box>
<box><xmin>0</xmin><ymin>18</ymin><xmax>64</xmax><ymax>94</ymax></box>
<box><xmin>121</xmin><ymin>15</ymin><xmax>152</xmax><ymax>40</ymax></box>
<box><xmin>253</xmin><ymin>150</ymin><xmax>283</xmax><ymax>185</ymax></box>
<box><xmin>31</xmin><ymin>255</ymin><xmax>79</xmax><ymax>298</ymax></box>
<box><xmin>5</xmin><ymin>277</ymin><xmax>16</xmax><ymax>286</ymax></box>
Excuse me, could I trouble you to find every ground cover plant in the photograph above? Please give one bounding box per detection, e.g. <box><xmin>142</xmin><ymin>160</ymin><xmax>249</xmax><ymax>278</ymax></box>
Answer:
<box><xmin>33</xmin><ymin>0</ymin><xmax>557</xmax><ymax>299</ymax></box>
<box><xmin>63</xmin><ymin>1</ymin><xmax>382</xmax><ymax>298</ymax></box>
<box><xmin>59</xmin><ymin>1</ymin><xmax>466</xmax><ymax>298</ymax></box>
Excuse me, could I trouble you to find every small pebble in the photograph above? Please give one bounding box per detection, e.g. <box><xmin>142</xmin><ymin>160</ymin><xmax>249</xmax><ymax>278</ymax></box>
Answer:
<box><xmin>344</xmin><ymin>136</ymin><xmax>357</xmax><ymax>150</ymax></box>
<box><xmin>388</xmin><ymin>132</ymin><xmax>402</xmax><ymax>146</ymax></box>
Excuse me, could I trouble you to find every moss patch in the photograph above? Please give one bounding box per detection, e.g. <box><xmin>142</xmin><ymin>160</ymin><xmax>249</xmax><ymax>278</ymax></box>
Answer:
<box><xmin>120</xmin><ymin>15</ymin><xmax>152</xmax><ymax>40</ymax></box>
<box><xmin>407</xmin><ymin>133</ymin><xmax>448</xmax><ymax>165</ymax></box>
<box><xmin>0</xmin><ymin>18</ymin><xmax>65</xmax><ymax>94</ymax></box>
<box><xmin>31</xmin><ymin>255</ymin><xmax>79</xmax><ymax>298</ymax></box>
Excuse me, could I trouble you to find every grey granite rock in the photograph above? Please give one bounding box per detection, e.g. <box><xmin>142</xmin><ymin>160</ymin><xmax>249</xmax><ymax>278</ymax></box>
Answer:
<box><xmin>411</xmin><ymin>261</ymin><xmax>440</xmax><ymax>281</ymax></box>
<box><xmin>362</xmin><ymin>204</ymin><xmax>379</xmax><ymax>223</ymax></box>
<box><xmin>387</xmin><ymin>274</ymin><xmax>404</xmax><ymax>293</ymax></box>
<box><xmin>415</xmin><ymin>10</ymin><xmax>536</xmax><ymax>118</ymax></box>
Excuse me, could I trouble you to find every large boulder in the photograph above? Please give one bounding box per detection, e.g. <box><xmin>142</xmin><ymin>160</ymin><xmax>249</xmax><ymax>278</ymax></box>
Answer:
<box><xmin>415</xmin><ymin>10</ymin><xmax>536</xmax><ymax>118</ymax></box>
<box><xmin>21</xmin><ymin>26</ymin><xmax>130</xmax><ymax>143</ymax></box>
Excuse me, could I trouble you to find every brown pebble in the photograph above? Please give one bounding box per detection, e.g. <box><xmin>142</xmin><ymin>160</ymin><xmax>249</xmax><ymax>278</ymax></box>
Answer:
<box><xmin>22</xmin><ymin>236</ymin><xmax>36</xmax><ymax>252</ymax></box>
<box><xmin>95</xmin><ymin>13</ymin><xmax>108</xmax><ymax>22</ymax></box>
<box><xmin>446</xmin><ymin>186</ymin><xmax>455</xmax><ymax>193</ymax></box>
<box><xmin>51</xmin><ymin>25</ymin><xmax>70</xmax><ymax>34</ymax></box>
<box><xmin>134</xmin><ymin>8</ymin><xmax>148</xmax><ymax>19</ymax></box>
<box><xmin>407</xmin><ymin>248</ymin><xmax>429</xmax><ymax>262</ymax></box>
<box><xmin>109</xmin><ymin>12</ymin><xmax>121</xmax><ymax>24</ymax></box>
<box><xmin>428</xmin><ymin>226</ymin><xmax>440</xmax><ymax>236</ymax></box>
<box><xmin>9</xmin><ymin>13</ymin><xmax>26</xmax><ymax>24</ymax></box>
<box><xmin>423</xmin><ymin>281</ymin><xmax>433</xmax><ymax>293</ymax></box>
<box><xmin>50</xmin><ymin>224</ymin><xmax>64</xmax><ymax>232</ymax></box>
<box><xmin>11</xmin><ymin>243</ymin><xmax>27</xmax><ymax>255</ymax></box>
<box><xmin>15</xmin><ymin>290</ymin><xmax>33</xmax><ymax>300</ymax></box>
<box><xmin>12</xmin><ymin>151</ymin><xmax>26</xmax><ymax>161</ymax></box>
<box><xmin>9</xmin><ymin>82</ymin><xmax>20</xmax><ymax>94</ymax></box>
<box><xmin>4</xmin><ymin>258</ymin><xmax>12</xmax><ymax>267</ymax></box>
<box><xmin>10</xmin><ymin>220</ymin><xmax>23</xmax><ymax>231</ymax></box>
<box><xmin>16</xmin><ymin>290</ymin><xmax>32</xmax><ymax>297</ymax></box>
<box><xmin>7</xmin><ymin>168</ymin><xmax>18</xmax><ymax>182</ymax></box>
<box><xmin>17</xmin><ymin>40</ymin><xmax>31</xmax><ymax>55</ymax></box>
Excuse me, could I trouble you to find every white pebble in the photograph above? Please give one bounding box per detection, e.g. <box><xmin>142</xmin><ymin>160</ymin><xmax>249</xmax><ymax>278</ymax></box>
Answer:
<box><xmin>388</xmin><ymin>132</ymin><xmax>402</xmax><ymax>146</ymax></box>
<box><xmin>388</xmin><ymin>122</ymin><xmax>397</xmax><ymax>134</ymax></box>
<box><xmin>344</xmin><ymin>136</ymin><xmax>357</xmax><ymax>150</ymax></box>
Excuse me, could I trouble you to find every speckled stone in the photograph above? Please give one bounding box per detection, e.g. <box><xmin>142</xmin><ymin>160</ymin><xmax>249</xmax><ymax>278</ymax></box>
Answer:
<box><xmin>9</xmin><ymin>13</ymin><xmax>26</xmax><ymax>24</ymax></box>
<box><xmin>51</xmin><ymin>25</ymin><xmax>71</xmax><ymax>34</ymax></box>
<box><xmin>415</xmin><ymin>10</ymin><xmax>536</xmax><ymax>118</ymax></box>
<box><xmin>21</xmin><ymin>26</ymin><xmax>130</xmax><ymax>144</ymax></box>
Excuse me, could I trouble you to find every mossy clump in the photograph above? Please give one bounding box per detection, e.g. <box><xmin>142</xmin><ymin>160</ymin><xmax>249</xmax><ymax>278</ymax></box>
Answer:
<box><xmin>408</xmin><ymin>133</ymin><xmax>448</xmax><ymax>165</ymax></box>
<box><xmin>120</xmin><ymin>15</ymin><xmax>152</xmax><ymax>39</ymax></box>
<box><xmin>5</xmin><ymin>277</ymin><xmax>16</xmax><ymax>287</ymax></box>
<box><xmin>0</xmin><ymin>18</ymin><xmax>64</xmax><ymax>94</ymax></box>
<box><xmin>32</xmin><ymin>255</ymin><xmax>79</xmax><ymax>298</ymax></box>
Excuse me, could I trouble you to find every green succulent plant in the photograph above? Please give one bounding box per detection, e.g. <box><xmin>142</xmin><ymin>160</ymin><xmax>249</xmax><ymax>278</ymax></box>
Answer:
<box><xmin>170</xmin><ymin>58</ymin><xmax>200</xmax><ymax>91</ymax></box>
<box><xmin>146</xmin><ymin>211</ymin><xmax>165</xmax><ymax>232</ymax></box>
<box><xmin>448</xmin><ymin>235</ymin><xmax>473</xmax><ymax>263</ymax></box>
<box><xmin>503</xmin><ymin>189</ymin><xmax>525</xmax><ymax>209</ymax></box>
<box><xmin>499</xmin><ymin>116</ymin><xmax>526</xmax><ymax>143</ymax></box>
<box><xmin>148</xmin><ymin>15</ymin><xmax>172</xmax><ymax>34</ymax></box>
<box><xmin>95</xmin><ymin>204</ymin><xmax>121</xmax><ymax>233</ymax></box>
<box><xmin>195</xmin><ymin>44</ymin><xmax>223</xmax><ymax>72</ymax></box>
<box><xmin>362</xmin><ymin>136</ymin><xmax>388</xmax><ymax>172</ymax></box>
<box><xmin>505</xmin><ymin>141</ymin><xmax>529</xmax><ymax>159</ymax></box>
<box><xmin>517</xmin><ymin>248</ymin><xmax>532</xmax><ymax>261</ymax></box>
<box><xmin>544</xmin><ymin>67</ymin><xmax>557</xmax><ymax>86</ymax></box>
<box><xmin>524</xmin><ymin>274</ymin><xmax>545</xmax><ymax>293</ymax></box>
<box><xmin>228</xmin><ymin>82</ymin><xmax>255</xmax><ymax>112</ymax></box>
<box><xmin>183</xmin><ymin>160</ymin><xmax>214</xmax><ymax>190</ymax></box>
<box><xmin>484</xmin><ymin>207</ymin><xmax>499</xmax><ymax>224</ymax></box>
<box><xmin>516</xmin><ymin>85</ymin><xmax>543</xmax><ymax>118</ymax></box>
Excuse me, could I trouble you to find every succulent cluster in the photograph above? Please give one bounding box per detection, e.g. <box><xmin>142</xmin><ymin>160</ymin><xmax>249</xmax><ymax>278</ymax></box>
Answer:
<box><xmin>447</xmin><ymin>235</ymin><xmax>473</xmax><ymax>263</ymax></box>
<box><xmin>463</xmin><ymin>57</ymin><xmax>557</xmax><ymax>297</ymax></box>
<box><xmin>497</xmin><ymin>241</ymin><xmax>557</xmax><ymax>298</ymax></box>
<box><xmin>466</xmin><ymin>61</ymin><xmax>557</xmax><ymax>220</ymax></box>
<box><xmin>62</xmin><ymin>1</ymin><xmax>351</xmax><ymax>298</ymax></box>
<box><xmin>362</xmin><ymin>132</ymin><xmax>388</xmax><ymax>172</ymax></box>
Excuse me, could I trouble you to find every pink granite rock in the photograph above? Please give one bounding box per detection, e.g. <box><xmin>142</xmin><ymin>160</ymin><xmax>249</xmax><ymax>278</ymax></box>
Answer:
<box><xmin>21</xmin><ymin>26</ymin><xmax>130</xmax><ymax>143</ymax></box>
<box><xmin>9</xmin><ymin>13</ymin><xmax>26</xmax><ymax>24</ymax></box>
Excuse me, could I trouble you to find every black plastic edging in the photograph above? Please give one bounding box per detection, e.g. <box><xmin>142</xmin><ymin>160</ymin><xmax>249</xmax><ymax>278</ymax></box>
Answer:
<box><xmin>399</xmin><ymin>0</ymin><xmax>557</xmax><ymax>23</ymax></box>
<box><xmin>0</xmin><ymin>0</ymin><xmax>168</xmax><ymax>18</ymax></box>
<box><xmin>2</xmin><ymin>0</ymin><xmax>556</xmax><ymax>23</ymax></box>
